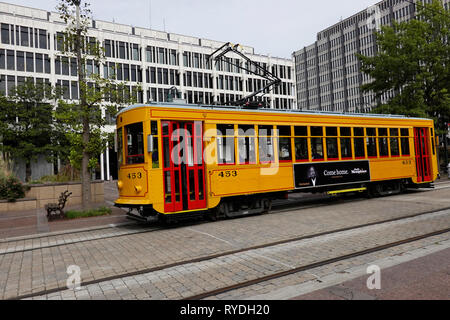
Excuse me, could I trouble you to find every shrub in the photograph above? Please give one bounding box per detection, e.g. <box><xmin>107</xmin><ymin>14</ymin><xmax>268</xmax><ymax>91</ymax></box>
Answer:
<box><xmin>0</xmin><ymin>175</ymin><xmax>28</xmax><ymax>202</ymax></box>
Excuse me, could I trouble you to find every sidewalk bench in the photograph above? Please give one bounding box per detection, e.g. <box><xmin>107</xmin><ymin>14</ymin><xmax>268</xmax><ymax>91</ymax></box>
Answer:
<box><xmin>45</xmin><ymin>190</ymin><xmax>72</xmax><ymax>220</ymax></box>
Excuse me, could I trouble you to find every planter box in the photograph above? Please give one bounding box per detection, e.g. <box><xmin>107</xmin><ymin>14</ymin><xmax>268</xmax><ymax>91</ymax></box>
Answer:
<box><xmin>0</xmin><ymin>181</ymin><xmax>104</xmax><ymax>213</ymax></box>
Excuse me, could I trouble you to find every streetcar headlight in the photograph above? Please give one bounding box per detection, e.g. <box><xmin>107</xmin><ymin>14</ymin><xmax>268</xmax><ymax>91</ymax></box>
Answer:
<box><xmin>117</xmin><ymin>180</ymin><xmax>124</xmax><ymax>190</ymax></box>
<box><xmin>134</xmin><ymin>185</ymin><xmax>142</xmax><ymax>193</ymax></box>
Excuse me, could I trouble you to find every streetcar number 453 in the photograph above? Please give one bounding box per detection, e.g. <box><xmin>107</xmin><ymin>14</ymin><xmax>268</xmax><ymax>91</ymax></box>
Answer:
<box><xmin>127</xmin><ymin>172</ymin><xmax>142</xmax><ymax>179</ymax></box>
<box><xmin>218</xmin><ymin>171</ymin><xmax>237</xmax><ymax>178</ymax></box>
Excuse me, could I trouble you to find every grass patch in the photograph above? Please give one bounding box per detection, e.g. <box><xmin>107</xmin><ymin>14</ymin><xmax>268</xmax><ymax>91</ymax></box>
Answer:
<box><xmin>65</xmin><ymin>207</ymin><xmax>112</xmax><ymax>219</ymax></box>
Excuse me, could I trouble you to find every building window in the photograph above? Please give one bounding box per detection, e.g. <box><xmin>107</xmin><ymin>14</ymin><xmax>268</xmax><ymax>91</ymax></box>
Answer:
<box><xmin>1</xmin><ymin>24</ymin><xmax>9</xmax><ymax>44</ymax></box>
<box><xmin>26</xmin><ymin>52</ymin><xmax>34</xmax><ymax>72</ymax></box>
<box><xmin>35</xmin><ymin>53</ymin><xmax>43</xmax><ymax>73</ymax></box>
<box><xmin>17</xmin><ymin>51</ymin><xmax>25</xmax><ymax>71</ymax></box>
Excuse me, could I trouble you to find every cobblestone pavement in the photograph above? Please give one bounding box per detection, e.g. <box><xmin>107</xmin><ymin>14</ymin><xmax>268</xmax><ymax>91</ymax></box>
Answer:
<box><xmin>0</xmin><ymin>185</ymin><xmax>449</xmax><ymax>300</ymax></box>
<box><xmin>27</xmin><ymin>210</ymin><xmax>450</xmax><ymax>300</ymax></box>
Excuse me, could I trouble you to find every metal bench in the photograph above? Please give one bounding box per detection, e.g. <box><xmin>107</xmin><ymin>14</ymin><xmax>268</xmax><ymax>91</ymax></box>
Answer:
<box><xmin>45</xmin><ymin>190</ymin><xmax>72</xmax><ymax>220</ymax></box>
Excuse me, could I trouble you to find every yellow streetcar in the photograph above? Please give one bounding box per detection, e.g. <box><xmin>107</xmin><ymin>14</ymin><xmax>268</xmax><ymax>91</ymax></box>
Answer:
<box><xmin>114</xmin><ymin>102</ymin><xmax>439</xmax><ymax>222</ymax></box>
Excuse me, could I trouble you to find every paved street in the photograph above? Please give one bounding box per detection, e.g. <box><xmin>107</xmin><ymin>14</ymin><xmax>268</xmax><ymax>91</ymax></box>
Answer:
<box><xmin>0</xmin><ymin>180</ymin><xmax>449</xmax><ymax>300</ymax></box>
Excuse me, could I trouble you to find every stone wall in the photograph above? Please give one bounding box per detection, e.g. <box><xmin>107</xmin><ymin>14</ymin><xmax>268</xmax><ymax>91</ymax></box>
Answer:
<box><xmin>0</xmin><ymin>181</ymin><xmax>104</xmax><ymax>213</ymax></box>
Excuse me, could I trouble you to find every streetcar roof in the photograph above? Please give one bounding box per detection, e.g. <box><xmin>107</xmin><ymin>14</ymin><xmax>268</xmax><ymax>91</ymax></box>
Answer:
<box><xmin>116</xmin><ymin>102</ymin><xmax>432</xmax><ymax>122</ymax></box>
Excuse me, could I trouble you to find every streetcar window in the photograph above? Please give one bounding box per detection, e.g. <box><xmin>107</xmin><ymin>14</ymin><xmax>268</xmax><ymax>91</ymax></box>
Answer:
<box><xmin>238</xmin><ymin>125</ymin><xmax>256</xmax><ymax>165</ymax></box>
<box><xmin>258</xmin><ymin>125</ymin><xmax>274</xmax><ymax>163</ymax></box>
<box><xmin>125</xmin><ymin>122</ymin><xmax>144</xmax><ymax>164</ymax></box>
<box><xmin>430</xmin><ymin>128</ymin><xmax>435</xmax><ymax>155</ymax></box>
<box><xmin>311</xmin><ymin>138</ymin><xmax>324</xmax><ymax>160</ymax></box>
<box><xmin>294</xmin><ymin>138</ymin><xmax>309</xmax><ymax>162</ymax></box>
<box><xmin>326</xmin><ymin>127</ymin><xmax>338</xmax><ymax>160</ymax></box>
<box><xmin>378</xmin><ymin>128</ymin><xmax>389</xmax><ymax>157</ymax></box>
<box><xmin>390</xmin><ymin>128</ymin><xmax>400</xmax><ymax>157</ymax></box>
<box><xmin>366</xmin><ymin>128</ymin><xmax>377</xmax><ymax>158</ymax></box>
<box><xmin>354</xmin><ymin>127</ymin><xmax>364</xmax><ymax>137</ymax></box>
<box><xmin>354</xmin><ymin>127</ymin><xmax>365</xmax><ymax>158</ymax></box>
<box><xmin>341</xmin><ymin>137</ymin><xmax>353</xmax><ymax>159</ymax></box>
<box><xmin>277</xmin><ymin>126</ymin><xmax>292</xmax><ymax>162</ymax></box>
<box><xmin>217</xmin><ymin>124</ymin><xmax>235</xmax><ymax>165</ymax></box>
<box><xmin>340</xmin><ymin>127</ymin><xmax>353</xmax><ymax>159</ymax></box>
<box><xmin>117</xmin><ymin>127</ymin><xmax>123</xmax><ymax>166</ymax></box>
<box><xmin>340</xmin><ymin>127</ymin><xmax>351</xmax><ymax>137</ymax></box>
<box><xmin>151</xmin><ymin>121</ymin><xmax>159</xmax><ymax>168</ymax></box>
<box><xmin>355</xmin><ymin>138</ymin><xmax>366</xmax><ymax>158</ymax></box>
<box><xmin>311</xmin><ymin>126</ymin><xmax>323</xmax><ymax>137</ymax></box>
<box><xmin>277</xmin><ymin>126</ymin><xmax>291</xmax><ymax>137</ymax></box>
<box><xmin>294</xmin><ymin>126</ymin><xmax>307</xmax><ymax>136</ymax></box>
<box><xmin>401</xmin><ymin>128</ymin><xmax>410</xmax><ymax>156</ymax></box>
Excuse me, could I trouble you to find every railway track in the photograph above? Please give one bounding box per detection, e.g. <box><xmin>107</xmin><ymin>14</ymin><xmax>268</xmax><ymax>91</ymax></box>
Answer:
<box><xmin>2</xmin><ymin>182</ymin><xmax>449</xmax><ymax>255</ymax></box>
<box><xmin>0</xmin><ymin>182</ymin><xmax>450</xmax><ymax>256</ymax></box>
<box><xmin>12</xmin><ymin>207</ymin><xmax>450</xmax><ymax>300</ymax></box>
<box><xmin>184</xmin><ymin>227</ymin><xmax>450</xmax><ymax>300</ymax></box>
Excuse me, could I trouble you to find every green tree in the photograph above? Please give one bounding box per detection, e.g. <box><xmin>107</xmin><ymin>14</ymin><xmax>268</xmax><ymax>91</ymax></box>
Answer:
<box><xmin>357</xmin><ymin>0</ymin><xmax>450</xmax><ymax>128</ymax></box>
<box><xmin>0</xmin><ymin>79</ymin><xmax>58</xmax><ymax>182</ymax></box>
<box><xmin>56</xmin><ymin>0</ymin><xmax>140</xmax><ymax>208</ymax></box>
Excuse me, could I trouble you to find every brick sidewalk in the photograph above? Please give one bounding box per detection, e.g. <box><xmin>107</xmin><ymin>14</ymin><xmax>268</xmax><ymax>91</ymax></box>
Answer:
<box><xmin>0</xmin><ymin>187</ymin><xmax>448</xmax><ymax>299</ymax></box>
<box><xmin>0</xmin><ymin>205</ymin><xmax>128</xmax><ymax>240</ymax></box>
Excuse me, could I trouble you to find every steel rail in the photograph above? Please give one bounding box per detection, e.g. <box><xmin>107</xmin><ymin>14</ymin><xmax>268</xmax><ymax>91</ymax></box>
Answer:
<box><xmin>184</xmin><ymin>227</ymin><xmax>450</xmax><ymax>300</ymax></box>
<box><xmin>10</xmin><ymin>207</ymin><xmax>450</xmax><ymax>300</ymax></box>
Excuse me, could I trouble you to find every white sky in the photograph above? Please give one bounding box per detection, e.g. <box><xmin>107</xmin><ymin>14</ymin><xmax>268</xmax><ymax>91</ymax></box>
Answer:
<box><xmin>7</xmin><ymin>0</ymin><xmax>379</xmax><ymax>59</ymax></box>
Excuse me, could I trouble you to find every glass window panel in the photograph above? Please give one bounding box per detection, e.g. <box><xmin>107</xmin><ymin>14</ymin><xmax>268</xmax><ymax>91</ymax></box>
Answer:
<box><xmin>354</xmin><ymin>127</ymin><xmax>364</xmax><ymax>136</ymax></box>
<box><xmin>401</xmin><ymin>137</ymin><xmax>410</xmax><ymax>156</ymax></box>
<box><xmin>367</xmin><ymin>128</ymin><xmax>376</xmax><ymax>136</ymax></box>
<box><xmin>311</xmin><ymin>137</ymin><xmax>324</xmax><ymax>160</ymax></box>
<box><xmin>1</xmin><ymin>24</ymin><xmax>10</xmax><ymax>44</ymax></box>
<box><xmin>326</xmin><ymin>138</ymin><xmax>338</xmax><ymax>159</ymax></box>
<box><xmin>259</xmin><ymin>136</ymin><xmax>274</xmax><ymax>163</ymax></box>
<box><xmin>340</xmin><ymin>127</ymin><xmax>351</xmax><ymax>136</ymax></box>
<box><xmin>378</xmin><ymin>128</ymin><xmax>388</xmax><ymax>136</ymax></box>
<box><xmin>277</xmin><ymin>126</ymin><xmax>291</xmax><ymax>136</ymax></box>
<box><xmin>341</xmin><ymin>138</ymin><xmax>353</xmax><ymax>158</ymax></box>
<box><xmin>35</xmin><ymin>53</ymin><xmax>43</xmax><ymax>73</ymax></box>
<box><xmin>311</xmin><ymin>126</ymin><xmax>323</xmax><ymax>136</ymax></box>
<box><xmin>125</xmin><ymin>122</ymin><xmax>144</xmax><ymax>164</ymax></box>
<box><xmin>326</xmin><ymin>127</ymin><xmax>338</xmax><ymax>136</ymax></box>
<box><xmin>278</xmin><ymin>137</ymin><xmax>292</xmax><ymax>161</ymax></box>
<box><xmin>379</xmin><ymin>137</ymin><xmax>389</xmax><ymax>157</ymax></box>
<box><xmin>0</xmin><ymin>49</ymin><xmax>4</xmax><ymax>69</ymax></box>
<box><xmin>390</xmin><ymin>128</ymin><xmax>399</xmax><ymax>137</ymax></box>
<box><xmin>295</xmin><ymin>138</ymin><xmax>308</xmax><ymax>161</ymax></box>
<box><xmin>367</xmin><ymin>137</ymin><xmax>377</xmax><ymax>157</ymax></box>
<box><xmin>390</xmin><ymin>137</ymin><xmax>400</xmax><ymax>156</ymax></box>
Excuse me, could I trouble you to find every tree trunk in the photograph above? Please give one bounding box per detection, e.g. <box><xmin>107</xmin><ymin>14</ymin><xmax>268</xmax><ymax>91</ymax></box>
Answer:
<box><xmin>75</xmin><ymin>5</ymin><xmax>91</xmax><ymax>210</ymax></box>
<box><xmin>25</xmin><ymin>160</ymin><xmax>31</xmax><ymax>182</ymax></box>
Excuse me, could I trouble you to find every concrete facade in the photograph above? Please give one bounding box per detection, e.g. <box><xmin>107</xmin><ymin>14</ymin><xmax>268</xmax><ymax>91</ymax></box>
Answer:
<box><xmin>0</xmin><ymin>1</ymin><xmax>296</xmax><ymax>181</ymax></box>
<box><xmin>293</xmin><ymin>0</ymin><xmax>450</xmax><ymax>112</ymax></box>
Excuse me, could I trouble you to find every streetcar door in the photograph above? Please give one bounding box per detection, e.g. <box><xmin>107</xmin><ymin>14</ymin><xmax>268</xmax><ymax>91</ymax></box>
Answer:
<box><xmin>413</xmin><ymin>128</ymin><xmax>432</xmax><ymax>183</ymax></box>
<box><xmin>183</xmin><ymin>121</ymin><xmax>207</xmax><ymax>210</ymax></box>
<box><xmin>162</xmin><ymin>121</ymin><xmax>183</xmax><ymax>212</ymax></box>
<box><xmin>161</xmin><ymin>121</ymin><xmax>207</xmax><ymax>213</ymax></box>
